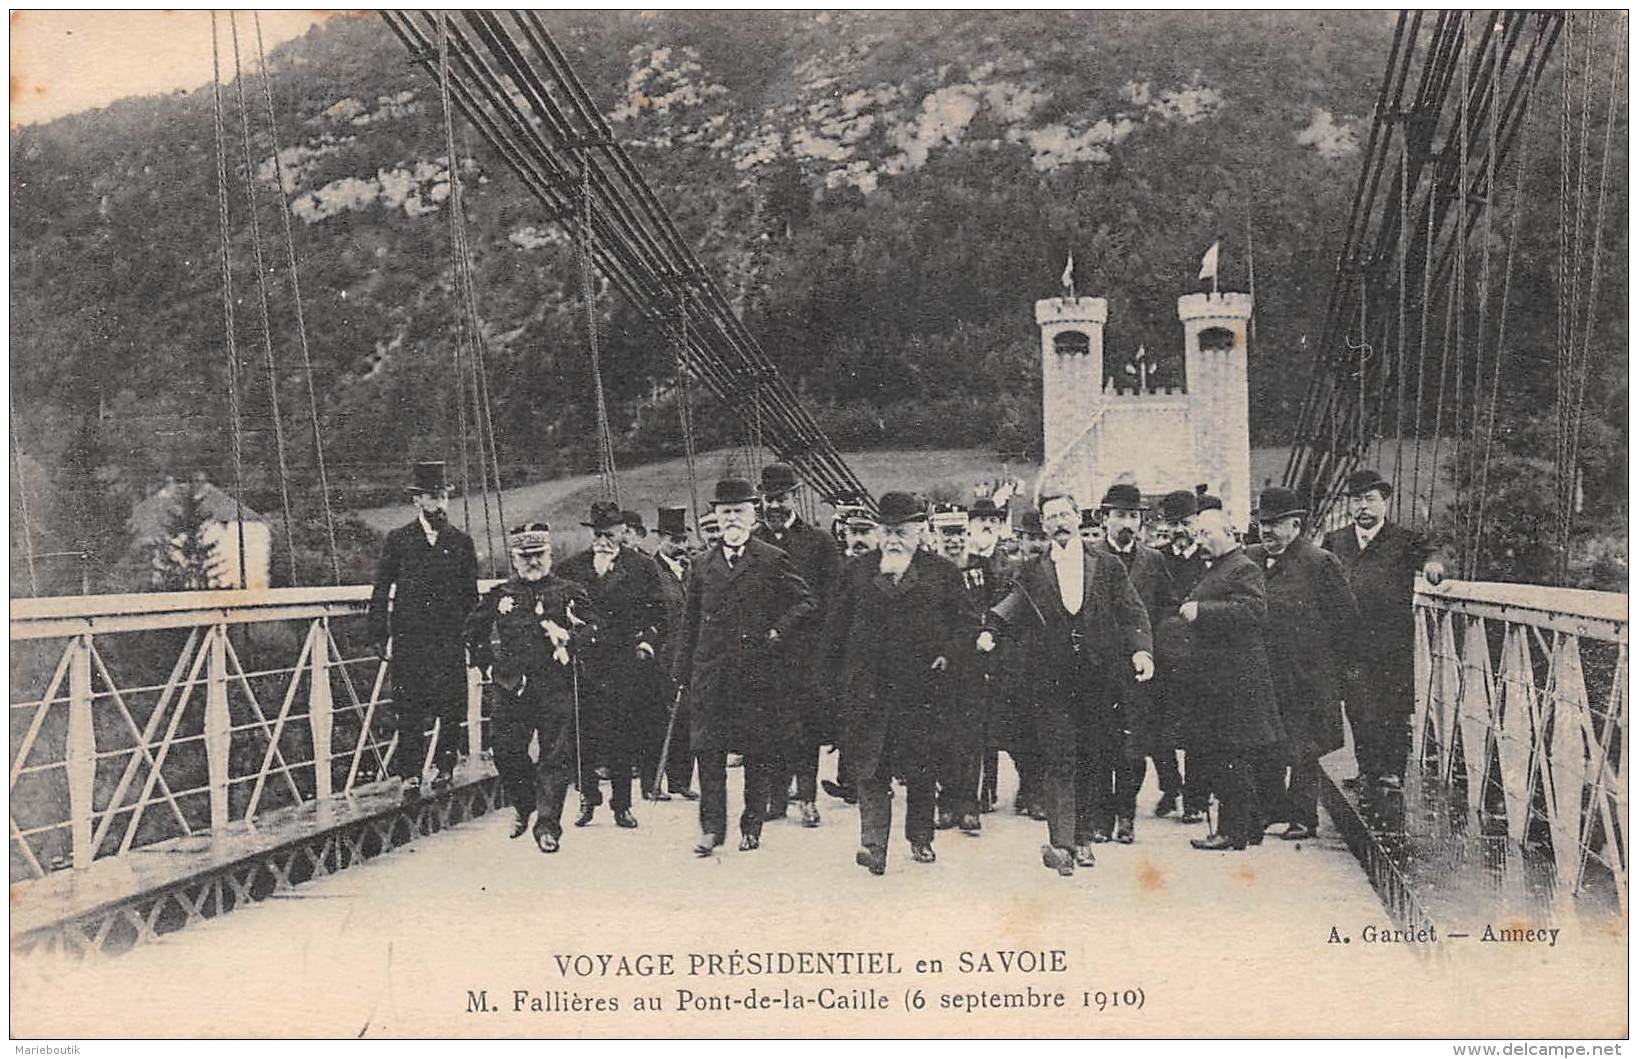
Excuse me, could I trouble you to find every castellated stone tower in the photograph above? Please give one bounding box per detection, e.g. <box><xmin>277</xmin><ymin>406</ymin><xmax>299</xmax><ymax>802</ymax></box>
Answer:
<box><xmin>1035</xmin><ymin>289</ymin><xmax>1252</xmax><ymax>528</ymax></box>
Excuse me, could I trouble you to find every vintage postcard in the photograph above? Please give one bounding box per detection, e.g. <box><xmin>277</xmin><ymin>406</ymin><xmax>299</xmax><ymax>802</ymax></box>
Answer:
<box><xmin>7</xmin><ymin>8</ymin><xmax>1628</xmax><ymax>1042</ymax></box>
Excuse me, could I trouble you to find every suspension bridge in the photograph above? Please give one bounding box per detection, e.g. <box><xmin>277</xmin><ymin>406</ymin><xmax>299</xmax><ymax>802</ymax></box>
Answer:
<box><xmin>7</xmin><ymin>10</ymin><xmax>1628</xmax><ymax>1038</ymax></box>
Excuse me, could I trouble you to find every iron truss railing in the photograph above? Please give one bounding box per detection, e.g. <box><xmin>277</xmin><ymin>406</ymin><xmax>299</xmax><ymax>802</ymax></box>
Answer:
<box><xmin>1412</xmin><ymin>578</ymin><xmax>1627</xmax><ymax>913</ymax></box>
<box><xmin>9</xmin><ymin>584</ymin><xmax>499</xmax><ymax>881</ymax></box>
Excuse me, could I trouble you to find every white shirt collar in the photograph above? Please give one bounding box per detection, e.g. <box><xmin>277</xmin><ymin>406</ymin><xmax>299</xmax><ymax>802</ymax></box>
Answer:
<box><xmin>1049</xmin><ymin>539</ymin><xmax>1081</xmax><ymax>564</ymax></box>
<box><xmin>1173</xmin><ymin>540</ymin><xmax>1200</xmax><ymax>560</ymax></box>
<box><xmin>1355</xmin><ymin>521</ymin><xmax>1384</xmax><ymax>549</ymax></box>
<box><xmin>659</xmin><ymin>551</ymin><xmax>686</xmax><ymax>579</ymax></box>
<box><xmin>417</xmin><ymin>513</ymin><xmax>439</xmax><ymax>546</ymax></box>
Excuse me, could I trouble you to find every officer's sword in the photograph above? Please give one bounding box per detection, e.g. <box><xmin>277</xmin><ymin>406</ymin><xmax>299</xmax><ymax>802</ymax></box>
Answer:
<box><xmin>650</xmin><ymin>684</ymin><xmax>686</xmax><ymax>801</ymax></box>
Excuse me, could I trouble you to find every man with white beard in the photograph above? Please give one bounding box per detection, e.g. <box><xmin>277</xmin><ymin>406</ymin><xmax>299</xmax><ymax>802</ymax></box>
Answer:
<box><xmin>672</xmin><ymin>478</ymin><xmax>817</xmax><ymax>855</ymax></box>
<box><xmin>817</xmin><ymin>492</ymin><xmax>978</xmax><ymax>875</ymax></box>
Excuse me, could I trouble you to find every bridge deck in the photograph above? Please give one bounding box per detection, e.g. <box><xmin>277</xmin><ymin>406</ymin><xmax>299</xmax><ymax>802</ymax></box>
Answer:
<box><xmin>10</xmin><ymin>759</ymin><xmax>1454</xmax><ymax>1038</ymax></box>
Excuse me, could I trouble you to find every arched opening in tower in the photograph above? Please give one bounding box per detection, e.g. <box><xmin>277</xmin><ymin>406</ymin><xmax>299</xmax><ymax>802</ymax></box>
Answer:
<box><xmin>1053</xmin><ymin>331</ymin><xmax>1090</xmax><ymax>356</ymax></box>
<box><xmin>1198</xmin><ymin>326</ymin><xmax>1235</xmax><ymax>352</ymax></box>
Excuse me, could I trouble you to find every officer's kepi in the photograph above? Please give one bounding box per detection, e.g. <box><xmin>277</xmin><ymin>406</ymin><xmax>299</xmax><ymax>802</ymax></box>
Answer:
<box><xmin>508</xmin><ymin>522</ymin><xmax>551</xmax><ymax>555</ymax></box>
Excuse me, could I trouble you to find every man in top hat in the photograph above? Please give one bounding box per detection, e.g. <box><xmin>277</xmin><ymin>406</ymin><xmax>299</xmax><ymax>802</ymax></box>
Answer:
<box><xmin>817</xmin><ymin>492</ymin><xmax>980</xmax><ymax>874</ymax></box>
<box><xmin>1152</xmin><ymin>489</ymin><xmax>1212</xmax><ymax>822</ymax></box>
<box><xmin>1172</xmin><ymin>501</ymin><xmax>1284</xmax><ymax>851</ymax></box>
<box><xmin>981</xmin><ymin>488</ymin><xmax>1154</xmax><ymax>875</ymax></box>
<box><xmin>673</xmin><ymin>477</ymin><xmax>817</xmax><ymax>855</ymax></box>
<box><xmin>558</xmin><ymin>500</ymin><xmax>669</xmax><ymax>828</ymax></box>
<box><xmin>1249</xmin><ymin>486</ymin><xmax>1359</xmax><ymax>840</ymax></box>
<box><xmin>1093</xmin><ymin>482</ymin><xmax>1179</xmax><ymax>845</ymax></box>
<box><xmin>652</xmin><ymin>505</ymin><xmax>698</xmax><ymax>800</ymax></box>
<box><xmin>752</xmin><ymin>462</ymin><xmax>842</xmax><ymax>827</ymax></box>
<box><xmin>1323</xmin><ymin>468</ymin><xmax>1445</xmax><ymax>792</ymax></box>
<box><xmin>464</xmin><ymin>522</ymin><xmax>599</xmax><ymax>852</ymax></box>
<box><xmin>1079</xmin><ymin>508</ymin><xmax>1105</xmax><ymax>546</ymax></box>
<box><xmin>368</xmin><ymin>461</ymin><xmax>480</xmax><ymax>800</ymax></box>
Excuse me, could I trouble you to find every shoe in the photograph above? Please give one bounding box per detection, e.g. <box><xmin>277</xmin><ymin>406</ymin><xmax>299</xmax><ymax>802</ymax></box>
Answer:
<box><xmin>614</xmin><ymin>809</ymin><xmax>639</xmax><ymax>829</ymax></box>
<box><xmin>1154</xmin><ymin>793</ymin><xmax>1180</xmax><ymax>818</ymax></box>
<box><xmin>934</xmin><ymin>809</ymin><xmax>958</xmax><ymax>831</ymax></box>
<box><xmin>1090</xmin><ymin>828</ymin><xmax>1111</xmax><ymax>844</ymax></box>
<box><xmin>595</xmin><ymin>766</ymin><xmax>610</xmax><ymax>780</ymax></box>
<box><xmin>693</xmin><ymin>832</ymin><xmax>724</xmax><ymax>857</ymax></box>
<box><xmin>1191</xmin><ymin>834</ymin><xmax>1246</xmax><ymax>851</ymax></box>
<box><xmin>431</xmin><ymin>767</ymin><xmax>453</xmax><ymax>792</ymax></box>
<box><xmin>534</xmin><ymin>829</ymin><xmax>560</xmax><ymax>854</ymax></box>
<box><xmin>764</xmin><ymin>803</ymin><xmax>789</xmax><ymax>822</ymax></box>
<box><xmin>958</xmin><ymin>813</ymin><xmax>981</xmax><ymax>833</ymax></box>
<box><xmin>1378</xmin><ymin>774</ymin><xmax>1403</xmax><ymax>792</ymax></box>
<box><xmin>574</xmin><ymin>800</ymin><xmax>595</xmax><ymax>827</ymax></box>
<box><xmin>979</xmin><ymin>792</ymin><xmax>997</xmax><ymax>814</ymax></box>
<box><xmin>1179</xmin><ymin>808</ymin><xmax>1205</xmax><ymax>824</ymax></box>
<box><xmin>726</xmin><ymin>753</ymin><xmax>744</xmax><ymax>768</ymax></box>
<box><xmin>401</xmin><ymin>778</ymin><xmax>422</xmax><ymax>804</ymax></box>
<box><xmin>1247</xmin><ymin>833</ymin><xmax>1264</xmax><ymax>846</ymax></box>
<box><xmin>508</xmin><ymin>807</ymin><xmax>532</xmax><ymax>839</ymax></box>
<box><xmin>738</xmin><ymin>832</ymin><xmax>761</xmax><ymax>852</ymax></box>
<box><xmin>1279</xmin><ymin>822</ymin><xmax>1315</xmax><ymax>841</ymax></box>
<box><xmin>799</xmin><ymin>801</ymin><xmax>821</xmax><ymax>828</ymax></box>
<box><xmin>821</xmin><ymin>779</ymin><xmax>852</xmax><ymax>801</ymax></box>
<box><xmin>673</xmin><ymin>786</ymin><xmax>700</xmax><ymax>801</ymax></box>
<box><xmin>1014</xmin><ymin>799</ymin><xmax>1032</xmax><ymax>816</ymax></box>
<box><xmin>1073</xmin><ymin>843</ymin><xmax>1097</xmax><ymax>867</ymax></box>
<box><xmin>1114</xmin><ymin>817</ymin><xmax>1135</xmax><ymax>845</ymax></box>
<box><xmin>844</xmin><ymin>790</ymin><xmax>858</xmax><ymax>806</ymax></box>
<box><xmin>909</xmin><ymin>843</ymin><xmax>936</xmax><ymax>864</ymax></box>
<box><xmin>1028</xmin><ymin>804</ymin><xmax>1048</xmax><ymax>821</ymax></box>
<box><xmin>1040</xmin><ymin>845</ymin><xmax>1075</xmax><ymax>876</ymax></box>
<box><xmin>856</xmin><ymin>846</ymin><xmax>887</xmax><ymax>875</ymax></box>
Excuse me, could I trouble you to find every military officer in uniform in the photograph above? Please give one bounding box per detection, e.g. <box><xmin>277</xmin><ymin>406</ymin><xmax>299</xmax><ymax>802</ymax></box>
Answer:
<box><xmin>1094</xmin><ymin>482</ymin><xmax>1177</xmax><ymax>845</ymax></box>
<box><xmin>1248</xmin><ymin>486</ymin><xmax>1359</xmax><ymax>840</ymax></box>
<box><xmin>464</xmin><ymin>523</ymin><xmax>599</xmax><ymax>852</ymax></box>
<box><xmin>822</xmin><ymin>508</ymin><xmax>879</xmax><ymax>804</ymax></box>
<box><xmin>931</xmin><ymin>503</ymin><xmax>970</xmax><ymax>564</ymax></box>
<box><xmin>558</xmin><ymin>501</ymin><xmax>668</xmax><ymax>830</ymax></box>
<box><xmin>935</xmin><ymin>498</ymin><xmax>1008</xmax><ymax>833</ymax></box>
<box><xmin>1323</xmin><ymin>468</ymin><xmax>1445</xmax><ymax>792</ymax></box>
<box><xmin>818</xmin><ymin>492</ymin><xmax>979</xmax><ymax>874</ymax></box>
<box><xmin>753</xmin><ymin>463</ymin><xmax>841</xmax><ymax>827</ymax></box>
<box><xmin>652</xmin><ymin>505</ymin><xmax>697</xmax><ymax>800</ymax></box>
<box><xmin>964</xmin><ymin>497</ymin><xmax>1013</xmax><ymax>817</ymax></box>
<box><xmin>673</xmin><ymin>477</ymin><xmax>817</xmax><ymax>855</ymax></box>
<box><xmin>367</xmin><ymin>461</ymin><xmax>479</xmax><ymax>801</ymax></box>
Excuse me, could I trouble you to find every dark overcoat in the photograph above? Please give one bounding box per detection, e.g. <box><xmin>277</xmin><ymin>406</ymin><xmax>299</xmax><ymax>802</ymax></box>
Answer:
<box><xmin>955</xmin><ymin>549</ymin><xmax>1014</xmax><ymax>748</ymax></box>
<box><xmin>992</xmin><ymin>544</ymin><xmax>1153</xmax><ymax>771</ymax></box>
<box><xmin>1154</xmin><ymin>544</ymin><xmax>1211</xmax><ymax>749</ymax></box>
<box><xmin>367</xmin><ymin>519</ymin><xmax>478</xmax><ymax>704</ymax></box>
<box><xmin>816</xmin><ymin>550</ymin><xmax>979</xmax><ymax>781</ymax></box>
<box><xmin>1246</xmin><ymin>538</ymin><xmax>1359</xmax><ymax>757</ymax></box>
<box><xmin>557</xmin><ymin>547</ymin><xmax>668</xmax><ymax>754</ymax></box>
<box><xmin>754</xmin><ymin>516</ymin><xmax>843</xmax><ymax>743</ymax></box>
<box><xmin>672</xmin><ymin>538</ymin><xmax>817</xmax><ymax>756</ymax></box>
<box><xmin>1323</xmin><ymin>521</ymin><xmax>1431</xmax><ymax>720</ymax></box>
<box><xmin>1170</xmin><ymin>547</ymin><xmax>1282</xmax><ymax>749</ymax></box>
<box><xmin>1099</xmin><ymin>540</ymin><xmax>1178</xmax><ymax>757</ymax></box>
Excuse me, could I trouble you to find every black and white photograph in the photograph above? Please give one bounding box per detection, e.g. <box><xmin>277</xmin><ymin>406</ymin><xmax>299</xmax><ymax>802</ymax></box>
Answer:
<box><xmin>6</xmin><ymin>8</ymin><xmax>1629</xmax><ymax>1042</ymax></box>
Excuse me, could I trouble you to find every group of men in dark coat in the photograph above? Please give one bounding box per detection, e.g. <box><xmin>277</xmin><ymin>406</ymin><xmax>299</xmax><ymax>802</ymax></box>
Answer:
<box><xmin>369</xmin><ymin>456</ymin><xmax>1442</xmax><ymax>871</ymax></box>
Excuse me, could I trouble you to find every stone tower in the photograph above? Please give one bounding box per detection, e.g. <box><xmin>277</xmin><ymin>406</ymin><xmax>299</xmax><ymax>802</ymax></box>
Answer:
<box><xmin>1035</xmin><ymin>296</ymin><xmax>1108</xmax><ymax>503</ymax></box>
<box><xmin>1178</xmin><ymin>291</ymin><xmax>1253</xmax><ymax>528</ymax></box>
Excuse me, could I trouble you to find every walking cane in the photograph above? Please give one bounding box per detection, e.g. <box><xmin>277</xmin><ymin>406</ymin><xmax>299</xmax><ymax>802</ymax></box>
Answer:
<box><xmin>570</xmin><ymin>658</ymin><xmax>586</xmax><ymax>801</ymax></box>
<box><xmin>650</xmin><ymin>684</ymin><xmax>686</xmax><ymax>801</ymax></box>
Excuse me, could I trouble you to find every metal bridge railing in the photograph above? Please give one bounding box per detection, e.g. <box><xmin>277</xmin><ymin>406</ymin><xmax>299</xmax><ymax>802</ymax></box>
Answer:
<box><xmin>1413</xmin><ymin>578</ymin><xmax>1628</xmax><ymax>913</ymax></box>
<box><xmin>9</xmin><ymin>585</ymin><xmax>493</xmax><ymax>881</ymax></box>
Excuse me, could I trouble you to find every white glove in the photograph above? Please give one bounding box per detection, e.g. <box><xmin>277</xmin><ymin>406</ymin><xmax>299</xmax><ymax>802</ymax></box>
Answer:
<box><xmin>552</xmin><ymin>645</ymin><xmax>571</xmax><ymax>667</ymax></box>
<box><xmin>542</xmin><ymin>619</ymin><xmax>571</xmax><ymax>648</ymax></box>
<box><xmin>976</xmin><ymin>630</ymin><xmax>997</xmax><ymax>654</ymax></box>
<box><xmin>1132</xmin><ymin>651</ymin><xmax>1155</xmax><ymax>683</ymax></box>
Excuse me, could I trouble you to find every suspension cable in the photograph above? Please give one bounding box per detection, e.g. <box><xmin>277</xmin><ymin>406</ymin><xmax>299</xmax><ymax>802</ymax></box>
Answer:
<box><xmin>577</xmin><ymin>161</ymin><xmax>620</xmax><ymax>503</ymax></box>
<box><xmin>254</xmin><ymin>13</ymin><xmax>340</xmax><ymax>584</ymax></box>
<box><xmin>673</xmin><ymin>288</ymin><xmax>704</xmax><ymax>537</ymax></box>
<box><xmin>211</xmin><ymin>13</ymin><xmax>248</xmax><ymax>591</ymax></box>
<box><xmin>10</xmin><ymin>407</ymin><xmax>40</xmax><ymax>595</ymax></box>
<box><xmin>229</xmin><ymin>13</ymin><xmax>298</xmax><ymax>583</ymax></box>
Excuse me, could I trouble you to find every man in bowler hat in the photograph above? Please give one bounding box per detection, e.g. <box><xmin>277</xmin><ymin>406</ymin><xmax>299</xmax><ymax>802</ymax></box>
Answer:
<box><xmin>558</xmin><ymin>500</ymin><xmax>668</xmax><ymax>829</ymax></box>
<box><xmin>753</xmin><ymin>463</ymin><xmax>841</xmax><ymax>827</ymax></box>
<box><xmin>673</xmin><ymin>477</ymin><xmax>817</xmax><ymax>855</ymax></box>
<box><xmin>1322</xmin><ymin>468</ymin><xmax>1445</xmax><ymax>792</ymax></box>
<box><xmin>1249</xmin><ymin>487</ymin><xmax>1359</xmax><ymax>839</ymax></box>
<box><xmin>1152</xmin><ymin>489</ymin><xmax>1212</xmax><ymax>822</ymax></box>
<box><xmin>464</xmin><ymin>523</ymin><xmax>599</xmax><ymax>852</ymax></box>
<box><xmin>651</xmin><ymin>505</ymin><xmax>698</xmax><ymax>800</ymax></box>
<box><xmin>818</xmin><ymin>492</ymin><xmax>979</xmax><ymax>874</ymax></box>
<box><xmin>367</xmin><ymin>461</ymin><xmax>479</xmax><ymax>800</ymax></box>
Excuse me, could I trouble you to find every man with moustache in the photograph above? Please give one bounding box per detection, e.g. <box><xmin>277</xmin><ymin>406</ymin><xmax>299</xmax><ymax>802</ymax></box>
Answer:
<box><xmin>932</xmin><ymin>498</ymin><xmax>1006</xmax><ymax>832</ymax></box>
<box><xmin>822</xmin><ymin>508</ymin><xmax>879</xmax><ymax>805</ymax></box>
<box><xmin>994</xmin><ymin>504</ymin><xmax>1048</xmax><ymax>820</ymax></box>
<box><xmin>1323</xmin><ymin>468</ymin><xmax>1446</xmax><ymax>792</ymax></box>
<box><xmin>963</xmin><ymin>497</ymin><xmax>1013</xmax><ymax>818</ymax></box>
<box><xmin>1079</xmin><ymin>508</ymin><xmax>1105</xmax><ymax>547</ymax></box>
<box><xmin>982</xmin><ymin>488</ymin><xmax>1153</xmax><ymax>875</ymax></box>
<box><xmin>1173</xmin><ymin>502</ymin><xmax>1283</xmax><ymax>851</ymax></box>
<box><xmin>1151</xmin><ymin>489</ymin><xmax>1212</xmax><ymax>822</ymax></box>
<box><xmin>753</xmin><ymin>463</ymin><xmax>842</xmax><ymax>828</ymax></box>
<box><xmin>818</xmin><ymin>492</ymin><xmax>979</xmax><ymax>874</ymax></box>
<box><xmin>558</xmin><ymin>500</ymin><xmax>668</xmax><ymax>830</ymax></box>
<box><xmin>673</xmin><ymin>477</ymin><xmax>817</xmax><ymax>855</ymax></box>
<box><xmin>367</xmin><ymin>461</ymin><xmax>479</xmax><ymax>801</ymax></box>
<box><xmin>1094</xmin><ymin>482</ymin><xmax>1178</xmax><ymax>845</ymax></box>
<box><xmin>1248</xmin><ymin>487</ymin><xmax>1359</xmax><ymax>840</ymax></box>
<box><xmin>464</xmin><ymin>522</ymin><xmax>600</xmax><ymax>852</ymax></box>
<box><xmin>931</xmin><ymin>503</ymin><xmax>970</xmax><ymax>564</ymax></box>
<box><xmin>651</xmin><ymin>505</ymin><xmax>698</xmax><ymax>801</ymax></box>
